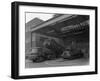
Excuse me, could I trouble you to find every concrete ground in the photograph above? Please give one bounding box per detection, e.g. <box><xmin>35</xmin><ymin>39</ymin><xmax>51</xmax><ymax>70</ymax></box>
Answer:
<box><xmin>25</xmin><ymin>57</ymin><xmax>89</xmax><ymax>68</ymax></box>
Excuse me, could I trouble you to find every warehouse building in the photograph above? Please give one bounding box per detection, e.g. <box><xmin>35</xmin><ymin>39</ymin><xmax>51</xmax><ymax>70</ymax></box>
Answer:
<box><xmin>30</xmin><ymin>14</ymin><xmax>89</xmax><ymax>57</ymax></box>
<box><xmin>25</xmin><ymin>14</ymin><xmax>89</xmax><ymax>68</ymax></box>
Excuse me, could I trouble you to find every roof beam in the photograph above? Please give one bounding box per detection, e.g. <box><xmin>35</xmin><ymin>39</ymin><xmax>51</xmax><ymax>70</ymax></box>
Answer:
<box><xmin>31</xmin><ymin>14</ymin><xmax>73</xmax><ymax>32</ymax></box>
